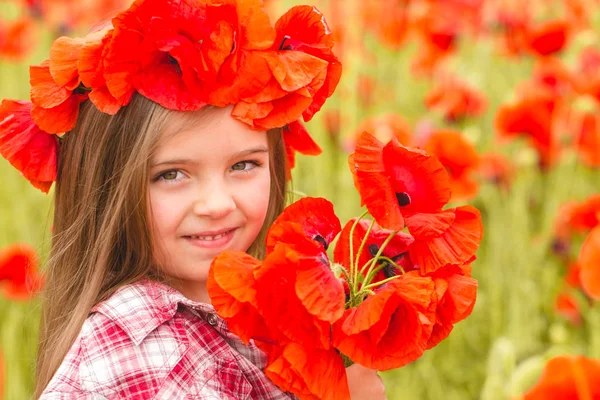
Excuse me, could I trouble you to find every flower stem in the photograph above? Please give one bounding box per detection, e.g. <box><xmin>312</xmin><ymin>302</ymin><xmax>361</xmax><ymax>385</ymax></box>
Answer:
<box><xmin>360</xmin><ymin>274</ymin><xmax>401</xmax><ymax>292</ymax></box>
<box><xmin>360</xmin><ymin>230</ymin><xmax>398</xmax><ymax>286</ymax></box>
<box><xmin>353</xmin><ymin>219</ymin><xmax>376</xmax><ymax>281</ymax></box>
<box><xmin>348</xmin><ymin>210</ymin><xmax>369</xmax><ymax>290</ymax></box>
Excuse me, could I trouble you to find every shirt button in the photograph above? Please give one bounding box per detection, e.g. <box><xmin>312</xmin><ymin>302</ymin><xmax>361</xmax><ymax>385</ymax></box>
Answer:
<box><xmin>206</xmin><ymin>313</ymin><xmax>218</xmax><ymax>326</ymax></box>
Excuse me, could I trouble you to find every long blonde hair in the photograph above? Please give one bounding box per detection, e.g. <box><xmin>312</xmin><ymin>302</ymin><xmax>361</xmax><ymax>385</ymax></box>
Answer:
<box><xmin>34</xmin><ymin>95</ymin><xmax>288</xmax><ymax>397</ymax></box>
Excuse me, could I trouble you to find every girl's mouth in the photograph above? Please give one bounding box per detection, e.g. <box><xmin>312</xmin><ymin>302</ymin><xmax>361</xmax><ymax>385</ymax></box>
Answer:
<box><xmin>183</xmin><ymin>228</ymin><xmax>237</xmax><ymax>249</ymax></box>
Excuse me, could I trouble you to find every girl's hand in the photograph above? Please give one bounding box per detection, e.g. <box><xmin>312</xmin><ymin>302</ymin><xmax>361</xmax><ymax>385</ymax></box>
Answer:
<box><xmin>346</xmin><ymin>364</ymin><xmax>388</xmax><ymax>400</ymax></box>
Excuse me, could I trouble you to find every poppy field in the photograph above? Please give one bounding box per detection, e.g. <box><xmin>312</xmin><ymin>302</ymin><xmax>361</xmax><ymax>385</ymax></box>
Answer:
<box><xmin>2</xmin><ymin>0</ymin><xmax>600</xmax><ymax>399</ymax></box>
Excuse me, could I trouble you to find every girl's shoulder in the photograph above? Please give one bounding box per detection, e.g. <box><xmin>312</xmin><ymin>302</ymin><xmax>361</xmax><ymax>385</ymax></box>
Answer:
<box><xmin>41</xmin><ymin>280</ymin><xmax>295</xmax><ymax>399</ymax></box>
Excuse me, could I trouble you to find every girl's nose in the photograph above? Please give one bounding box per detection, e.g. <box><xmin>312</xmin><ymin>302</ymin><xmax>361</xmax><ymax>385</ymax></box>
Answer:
<box><xmin>192</xmin><ymin>181</ymin><xmax>236</xmax><ymax>219</ymax></box>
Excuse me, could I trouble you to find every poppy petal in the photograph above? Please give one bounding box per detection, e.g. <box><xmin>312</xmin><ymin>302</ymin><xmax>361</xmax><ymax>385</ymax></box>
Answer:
<box><xmin>579</xmin><ymin>226</ymin><xmax>600</xmax><ymax>300</ymax></box>
<box><xmin>408</xmin><ymin>206</ymin><xmax>483</xmax><ymax>274</ymax></box>
<box><xmin>31</xmin><ymin>94</ymin><xmax>87</xmax><ymax>134</ymax></box>
<box><xmin>0</xmin><ymin>100</ymin><xmax>58</xmax><ymax>193</ymax></box>
<box><xmin>0</xmin><ymin>243</ymin><xmax>44</xmax><ymax>300</ymax></box>
<box><xmin>266</xmin><ymin>197</ymin><xmax>341</xmax><ymax>254</ymax></box>
<box><xmin>350</xmin><ymin>132</ymin><xmax>405</xmax><ymax>230</ymax></box>
<box><xmin>264</xmin><ymin>343</ymin><xmax>349</xmax><ymax>400</ymax></box>
<box><xmin>207</xmin><ymin>251</ymin><xmax>272</xmax><ymax>344</ymax></box>
<box><xmin>49</xmin><ymin>36</ymin><xmax>84</xmax><ymax>88</ymax></box>
<box><xmin>333</xmin><ymin>271</ymin><xmax>437</xmax><ymax>370</ymax></box>
<box><xmin>29</xmin><ymin>61</ymin><xmax>71</xmax><ymax>109</ymax></box>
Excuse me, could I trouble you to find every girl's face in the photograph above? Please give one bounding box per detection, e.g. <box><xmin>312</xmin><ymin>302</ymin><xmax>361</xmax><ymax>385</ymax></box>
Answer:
<box><xmin>148</xmin><ymin>106</ymin><xmax>271</xmax><ymax>303</ymax></box>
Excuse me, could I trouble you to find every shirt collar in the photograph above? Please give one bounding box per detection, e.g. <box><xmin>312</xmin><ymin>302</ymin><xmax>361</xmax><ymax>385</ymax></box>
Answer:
<box><xmin>91</xmin><ymin>279</ymin><xmax>217</xmax><ymax>345</ymax></box>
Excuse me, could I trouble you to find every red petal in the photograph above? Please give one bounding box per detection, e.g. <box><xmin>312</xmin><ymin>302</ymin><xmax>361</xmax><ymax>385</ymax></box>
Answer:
<box><xmin>579</xmin><ymin>226</ymin><xmax>600</xmax><ymax>300</ymax></box>
<box><xmin>405</xmin><ymin>210</ymin><xmax>456</xmax><ymax>239</ymax></box>
<box><xmin>29</xmin><ymin>61</ymin><xmax>71</xmax><ymax>109</ymax></box>
<box><xmin>207</xmin><ymin>251</ymin><xmax>272</xmax><ymax>344</ymax></box>
<box><xmin>0</xmin><ymin>243</ymin><xmax>44</xmax><ymax>300</ymax></box>
<box><xmin>332</xmin><ymin>272</ymin><xmax>437</xmax><ymax>370</ymax></box>
<box><xmin>284</xmin><ymin>120</ymin><xmax>321</xmax><ymax>155</ymax></box>
<box><xmin>382</xmin><ymin>137</ymin><xmax>452</xmax><ymax>214</ymax></box>
<box><xmin>0</xmin><ymin>100</ymin><xmax>58</xmax><ymax>193</ymax></box>
<box><xmin>266</xmin><ymin>197</ymin><xmax>341</xmax><ymax>254</ymax></box>
<box><xmin>524</xmin><ymin>355</ymin><xmax>600</xmax><ymax>399</ymax></box>
<box><xmin>409</xmin><ymin>206</ymin><xmax>483</xmax><ymax>274</ymax></box>
<box><xmin>351</xmin><ymin>132</ymin><xmax>405</xmax><ymax>230</ymax></box>
<box><xmin>31</xmin><ymin>94</ymin><xmax>87</xmax><ymax>134</ymax></box>
<box><xmin>255</xmin><ymin>245</ymin><xmax>341</xmax><ymax>349</ymax></box>
<box><xmin>49</xmin><ymin>36</ymin><xmax>84</xmax><ymax>87</ymax></box>
<box><xmin>264</xmin><ymin>343</ymin><xmax>349</xmax><ymax>400</ymax></box>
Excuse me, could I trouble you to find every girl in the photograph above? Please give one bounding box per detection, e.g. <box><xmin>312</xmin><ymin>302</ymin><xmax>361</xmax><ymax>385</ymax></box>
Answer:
<box><xmin>0</xmin><ymin>0</ymin><xmax>388</xmax><ymax>398</ymax></box>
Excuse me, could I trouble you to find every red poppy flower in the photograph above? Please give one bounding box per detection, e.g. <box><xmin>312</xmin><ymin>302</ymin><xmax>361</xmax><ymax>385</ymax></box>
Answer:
<box><xmin>105</xmin><ymin>0</ymin><xmax>251</xmax><ymax>111</ymax></box>
<box><xmin>554</xmin><ymin>291</ymin><xmax>581</xmax><ymax>326</ymax></box>
<box><xmin>523</xmin><ymin>355</ymin><xmax>600</xmax><ymax>400</ymax></box>
<box><xmin>579</xmin><ymin>226</ymin><xmax>600</xmax><ymax>300</ymax></box>
<box><xmin>564</xmin><ymin>261</ymin><xmax>582</xmax><ymax>289</ymax></box>
<box><xmin>426</xmin><ymin>264</ymin><xmax>477</xmax><ymax>348</ymax></box>
<box><xmin>556</xmin><ymin>195</ymin><xmax>600</xmax><ymax>238</ymax></box>
<box><xmin>0</xmin><ymin>243</ymin><xmax>44</xmax><ymax>301</ymax></box>
<box><xmin>526</xmin><ymin>20</ymin><xmax>570</xmax><ymax>57</ymax></box>
<box><xmin>346</xmin><ymin>113</ymin><xmax>412</xmax><ymax>152</ymax></box>
<box><xmin>528</xmin><ymin>58</ymin><xmax>576</xmax><ymax>99</ymax></box>
<box><xmin>572</xmin><ymin>111</ymin><xmax>600</xmax><ymax>167</ymax></box>
<box><xmin>425</xmin><ymin>76</ymin><xmax>487</xmax><ymax>122</ymax></box>
<box><xmin>418</xmin><ymin>130</ymin><xmax>480</xmax><ymax>201</ymax></box>
<box><xmin>30</xmin><ymin>52</ymin><xmax>87</xmax><ymax>134</ymax></box>
<box><xmin>207</xmin><ymin>251</ymin><xmax>272</xmax><ymax>345</ymax></box>
<box><xmin>282</xmin><ymin>120</ymin><xmax>322</xmax><ymax>174</ymax></box>
<box><xmin>495</xmin><ymin>91</ymin><xmax>559</xmax><ymax>168</ymax></box>
<box><xmin>333</xmin><ymin>218</ymin><xmax>415</xmax><ymax>282</ymax></box>
<box><xmin>266</xmin><ymin>197</ymin><xmax>341</xmax><ymax>255</ymax></box>
<box><xmin>575</xmin><ymin>46</ymin><xmax>600</xmax><ymax>100</ymax></box>
<box><xmin>272</xmin><ymin>5</ymin><xmax>342</xmax><ymax>122</ymax></box>
<box><xmin>405</xmin><ymin>206</ymin><xmax>483</xmax><ymax>274</ymax></box>
<box><xmin>477</xmin><ymin>152</ymin><xmax>514</xmax><ymax>190</ymax></box>
<box><xmin>0</xmin><ymin>100</ymin><xmax>59</xmax><ymax>193</ymax></box>
<box><xmin>350</xmin><ymin>132</ymin><xmax>451</xmax><ymax>231</ymax></box>
<box><xmin>332</xmin><ymin>271</ymin><xmax>437</xmax><ymax>370</ymax></box>
<box><xmin>0</xmin><ymin>17</ymin><xmax>37</xmax><ymax>60</ymax></box>
<box><xmin>255</xmin><ymin>243</ymin><xmax>345</xmax><ymax>350</ymax></box>
<box><xmin>361</xmin><ymin>0</ymin><xmax>409</xmax><ymax>50</ymax></box>
<box><xmin>264</xmin><ymin>342</ymin><xmax>349</xmax><ymax>400</ymax></box>
<box><xmin>78</xmin><ymin>29</ymin><xmax>125</xmax><ymax>114</ymax></box>
<box><xmin>231</xmin><ymin>50</ymin><xmax>328</xmax><ymax>129</ymax></box>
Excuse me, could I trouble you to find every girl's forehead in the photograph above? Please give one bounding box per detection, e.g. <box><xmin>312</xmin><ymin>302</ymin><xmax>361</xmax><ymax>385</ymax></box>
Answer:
<box><xmin>152</xmin><ymin>106</ymin><xmax>268</xmax><ymax>160</ymax></box>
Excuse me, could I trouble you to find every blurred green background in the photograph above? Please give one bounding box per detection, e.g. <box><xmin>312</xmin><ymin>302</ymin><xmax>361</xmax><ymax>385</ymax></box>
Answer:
<box><xmin>1</xmin><ymin>0</ymin><xmax>600</xmax><ymax>399</ymax></box>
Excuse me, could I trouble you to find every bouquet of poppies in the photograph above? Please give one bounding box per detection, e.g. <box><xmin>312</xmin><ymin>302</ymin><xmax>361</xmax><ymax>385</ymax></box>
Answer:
<box><xmin>207</xmin><ymin>131</ymin><xmax>484</xmax><ymax>400</ymax></box>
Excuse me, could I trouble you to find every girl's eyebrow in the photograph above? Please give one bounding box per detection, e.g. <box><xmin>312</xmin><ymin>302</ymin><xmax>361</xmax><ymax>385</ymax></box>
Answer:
<box><xmin>150</xmin><ymin>146</ymin><xmax>269</xmax><ymax>168</ymax></box>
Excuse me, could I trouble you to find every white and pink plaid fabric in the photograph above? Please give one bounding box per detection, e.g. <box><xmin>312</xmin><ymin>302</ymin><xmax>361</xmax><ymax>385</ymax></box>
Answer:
<box><xmin>40</xmin><ymin>279</ymin><xmax>296</xmax><ymax>399</ymax></box>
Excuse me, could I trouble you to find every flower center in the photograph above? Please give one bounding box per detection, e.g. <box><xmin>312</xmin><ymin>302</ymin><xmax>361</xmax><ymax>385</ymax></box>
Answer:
<box><xmin>313</xmin><ymin>235</ymin><xmax>329</xmax><ymax>250</ymax></box>
<box><xmin>279</xmin><ymin>35</ymin><xmax>293</xmax><ymax>51</ymax></box>
<box><xmin>395</xmin><ymin>192</ymin><xmax>411</xmax><ymax>207</ymax></box>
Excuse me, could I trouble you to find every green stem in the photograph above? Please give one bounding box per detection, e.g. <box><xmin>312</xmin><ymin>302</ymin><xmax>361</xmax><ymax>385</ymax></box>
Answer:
<box><xmin>360</xmin><ymin>230</ymin><xmax>398</xmax><ymax>286</ymax></box>
<box><xmin>353</xmin><ymin>218</ymin><xmax>376</xmax><ymax>288</ymax></box>
<box><xmin>348</xmin><ymin>210</ymin><xmax>369</xmax><ymax>291</ymax></box>
<box><xmin>360</xmin><ymin>275</ymin><xmax>401</xmax><ymax>292</ymax></box>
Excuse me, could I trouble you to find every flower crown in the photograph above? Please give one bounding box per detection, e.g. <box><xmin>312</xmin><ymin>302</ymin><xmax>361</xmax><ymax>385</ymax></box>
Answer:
<box><xmin>0</xmin><ymin>0</ymin><xmax>341</xmax><ymax>193</ymax></box>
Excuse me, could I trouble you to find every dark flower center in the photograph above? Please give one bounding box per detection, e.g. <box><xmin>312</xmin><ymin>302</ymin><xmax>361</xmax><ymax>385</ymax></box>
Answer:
<box><xmin>167</xmin><ymin>55</ymin><xmax>182</xmax><ymax>74</ymax></box>
<box><xmin>73</xmin><ymin>84</ymin><xmax>91</xmax><ymax>95</ymax></box>
<box><xmin>314</xmin><ymin>235</ymin><xmax>329</xmax><ymax>250</ymax></box>
<box><xmin>279</xmin><ymin>35</ymin><xmax>293</xmax><ymax>51</ymax></box>
<box><xmin>368</xmin><ymin>244</ymin><xmax>379</xmax><ymax>257</ymax></box>
<box><xmin>396</xmin><ymin>192</ymin><xmax>411</xmax><ymax>207</ymax></box>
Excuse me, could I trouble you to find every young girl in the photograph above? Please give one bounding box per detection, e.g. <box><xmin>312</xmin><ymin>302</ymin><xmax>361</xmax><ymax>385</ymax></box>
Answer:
<box><xmin>0</xmin><ymin>0</ymin><xmax>387</xmax><ymax>398</ymax></box>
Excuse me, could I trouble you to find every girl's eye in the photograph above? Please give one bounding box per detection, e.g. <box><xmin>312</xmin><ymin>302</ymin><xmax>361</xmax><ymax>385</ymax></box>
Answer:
<box><xmin>155</xmin><ymin>170</ymin><xmax>184</xmax><ymax>182</ymax></box>
<box><xmin>231</xmin><ymin>160</ymin><xmax>260</xmax><ymax>172</ymax></box>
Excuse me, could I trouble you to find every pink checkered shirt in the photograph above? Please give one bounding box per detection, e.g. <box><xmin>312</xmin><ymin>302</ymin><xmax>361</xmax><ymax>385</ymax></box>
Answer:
<box><xmin>40</xmin><ymin>279</ymin><xmax>297</xmax><ymax>399</ymax></box>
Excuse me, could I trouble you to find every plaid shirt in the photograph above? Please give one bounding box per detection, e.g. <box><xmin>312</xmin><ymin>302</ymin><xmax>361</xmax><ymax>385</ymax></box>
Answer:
<box><xmin>40</xmin><ymin>279</ymin><xmax>297</xmax><ymax>399</ymax></box>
